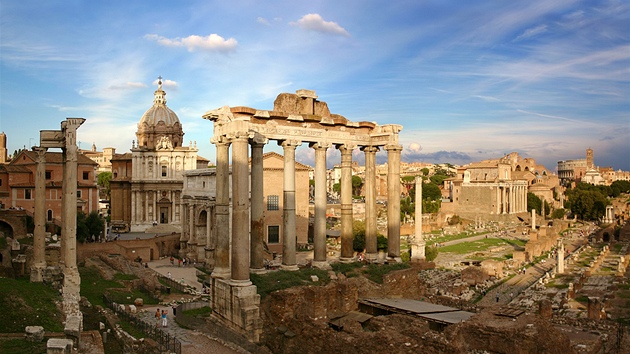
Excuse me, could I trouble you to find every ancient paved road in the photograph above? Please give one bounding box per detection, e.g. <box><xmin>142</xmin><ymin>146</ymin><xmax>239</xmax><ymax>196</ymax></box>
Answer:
<box><xmin>143</xmin><ymin>258</ymin><xmax>248</xmax><ymax>354</ymax></box>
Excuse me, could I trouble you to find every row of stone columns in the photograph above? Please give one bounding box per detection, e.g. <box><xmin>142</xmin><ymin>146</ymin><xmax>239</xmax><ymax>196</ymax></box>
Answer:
<box><xmin>495</xmin><ymin>184</ymin><xmax>527</xmax><ymax>214</ymax></box>
<box><xmin>210</xmin><ymin>135</ymin><xmax>403</xmax><ymax>282</ymax></box>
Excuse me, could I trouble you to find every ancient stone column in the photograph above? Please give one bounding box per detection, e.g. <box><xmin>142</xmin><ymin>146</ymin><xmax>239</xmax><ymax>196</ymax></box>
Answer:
<box><xmin>61</xmin><ymin>118</ymin><xmax>85</xmax><ymax>280</ymax></box>
<box><xmin>385</xmin><ymin>144</ymin><xmax>402</xmax><ymax>260</ymax></box>
<box><xmin>339</xmin><ymin>144</ymin><xmax>354</xmax><ymax>261</ymax></box>
<box><xmin>557</xmin><ymin>240</ymin><xmax>565</xmax><ymax>274</ymax></box>
<box><xmin>231</xmin><ymin>134</ymin><xmax>251</xmax><ymax>283</ymax></box>
<box><xmin>531</xmin><ymin>209</ymin><xmax>536</xmax><ymax>231</ymax></box>
<box><xmin>31</xmin><ymin>147</ymin><xmax>47</xmax><ymax>282</ymax></box>
<box><xmin>312</xmin><ymin>143</ymin><xmax>329</xmax><ymax>267</ymax></box>
<box><xmin>363</xmin><ymin>146</ymin><xmax>378</xmax><ymax>260</ymax></box>
<box><xmin>250</xmin><ymin>140</ymin><xmax>265</xmax><ymax>272</ymax></box>
<box><xmin>212</xmin><ymin>139</ymin><xmax>231</xmax><ymax>278</ymax></box>
<box><xmin>411</xmin><ymin>176</ymin><xmax>426</xmax><ymax>261</ymax></box>
<box><xmin>281</xmin><ymin>140</ymin><xmax>300</xmax><ymax>270</ymax></box>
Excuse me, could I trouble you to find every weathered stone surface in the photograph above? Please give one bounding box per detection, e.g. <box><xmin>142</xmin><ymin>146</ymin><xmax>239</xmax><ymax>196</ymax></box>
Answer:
<box><xmin>46</xmin><ymin>338</ymin><xmax>73</xmax><ymax>354</ymax></box>
<box><xmin>25</xmin><ymin>325</ymin><xmax>44</xmax><ymax>342</ymax></box>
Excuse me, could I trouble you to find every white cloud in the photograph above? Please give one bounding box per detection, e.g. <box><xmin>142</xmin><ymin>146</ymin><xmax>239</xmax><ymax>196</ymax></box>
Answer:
<box><xmin>108</xmin><ymin>82</ymin><xmax>147</xmax><ymax>91</ymax></box>
<box><xmin>513</xmin><ymin>24</ymin><xmax>548</xmax><ymax>42</ymax></box>
<box><xmin>257</xmin><ymin>17</ymin><xmax>270</xmax><ymax>26</ymax></box>
<box><xmin>144</xmin><ymin>33</ymin><xmax>238</xmax><ymax>52</ymax></box>
<box><xmin>408</xmin><ymin>143</ymin><xmax>422</xmax><ymax>152</ymax></box>
<box><xmin>152</xmin><ymin>78</ymin><xmax>178</xmax><ymax>89</ymax></box>
<box><xmin>290</xmin><ymin>14</ymin><xmax>350</xmax><ymax>37</ymax></box>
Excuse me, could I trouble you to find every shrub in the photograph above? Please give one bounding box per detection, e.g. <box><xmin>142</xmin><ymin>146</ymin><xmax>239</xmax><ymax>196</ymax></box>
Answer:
<box><xmin>425</xmin><ymin>245</ymin><xmax>439</xmax><ymax>262</ymax></box>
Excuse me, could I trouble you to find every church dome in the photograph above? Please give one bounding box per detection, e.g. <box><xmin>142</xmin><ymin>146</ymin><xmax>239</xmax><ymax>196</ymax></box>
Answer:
<box><xmin>136</xmin><ymin>77</ymin><xmax>184</xmax><ymax>150</ymax></box>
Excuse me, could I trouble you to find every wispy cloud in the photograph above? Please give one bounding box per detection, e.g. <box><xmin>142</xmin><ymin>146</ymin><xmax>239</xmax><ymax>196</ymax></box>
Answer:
<box><xmin>108</xmin><ymin>82</ymin><xmax>147</xmax><ymax>91</ymax></box>
<box><xmin>513</xmin><ymin>24</ymin><xmax>548</xmax><ymax>42</ymax></box>
<box><xmin>257</xmin><ymin>17</ymin><xmax>270</xmax><ymax>26</ymax></box>
<box><xmin>144</xmin><ymin>34</ymin><xmax>238</xmax><ymax>52</ymax></box>
<box><xmin>290</xmin><ymin>14</ymin><xmax>350</xmax><ymax>37</ymax></box>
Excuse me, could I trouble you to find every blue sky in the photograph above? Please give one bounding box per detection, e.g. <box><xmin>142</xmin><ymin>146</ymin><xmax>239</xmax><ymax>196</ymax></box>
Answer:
<box><xmin>1</xmin><ymin>0</ymin><xmax>629</xmax><ymax>172</ymax></box>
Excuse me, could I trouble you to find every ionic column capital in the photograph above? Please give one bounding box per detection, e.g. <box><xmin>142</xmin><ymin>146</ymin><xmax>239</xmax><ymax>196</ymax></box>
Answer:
<box><xmin>310</xmin><ymin>142</ymin><xmax>331</xmax><ymax>150</ymax></box>
<box><xmin>361</xmin><ymin>146</ymin><xmax>380</xmax><ymax>154</ymax></box>
<box><xmin>280</xmin><ymin>139</ymin><xmax>302</xmax><ymax>149</ymax></box>
<box><xmin>33</xmin><ymin>147</ymin><xmax>48</xmax><ymax>162</ymax></box>
<box><xmin>384</xmin><ymin>144</ymin><xmax>403</xmax><ymax>152</ymax></box>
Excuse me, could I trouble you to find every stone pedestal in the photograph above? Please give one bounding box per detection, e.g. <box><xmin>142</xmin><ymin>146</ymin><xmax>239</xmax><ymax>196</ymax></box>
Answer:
<box><xmin>211</xmin><ymin>278</ymin><xmax>262</xmax><ymax>342</ymax></box>
<box><xmin>47</xmin><ymin>338</ymin><xmax>73</xmax><ymax>354</ymax></box>
<box><xmin>26</xmin><ymin>325</ymin><xmax>45</xmax><ymax>342</ymax></box>
<box><xmin>64</xmin><ymin>314</ymin><xmax>83</xmax><ymax>349</ymax></box>
<box><xmin>538</xmin><ymin>299</ymin><xmax>552</xmax><ymax>319</ymax></box>
<box><xmin>410</xmin><ymin>240</ymin><xmax>426</xmax><ymax>261</ymax></box>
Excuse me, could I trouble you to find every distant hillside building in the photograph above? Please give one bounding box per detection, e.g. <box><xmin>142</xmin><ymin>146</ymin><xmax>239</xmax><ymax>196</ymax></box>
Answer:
<box><xmin>557</xmin><ymin>148</ymin><xmax>594</xmax><ymax>186</ymax></box>
<box><xmin>80</xmin><ymin>143</ymin><xmax>116</xmax><ymax>174</ymax></box>
<box><xmin>442</xmin><ymin>152</ymin><xmax>560</xmax><ymax>221</ymax></box>
<box><xmin>109</xmin><ymin>78</ymin><xmax>206</xmax><ymax>233</ymax></box>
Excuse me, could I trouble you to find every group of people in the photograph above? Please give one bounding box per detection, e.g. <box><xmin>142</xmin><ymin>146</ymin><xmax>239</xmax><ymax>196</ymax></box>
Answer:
<box><xmin>155</xmin><ymin>308</ymin><xmax>168</xmax><ymax>327</ymax></box>
<box><xmin>169</xmin><ymin>256</ymin><xmax>196</xmax><ymax>268</ymax></box>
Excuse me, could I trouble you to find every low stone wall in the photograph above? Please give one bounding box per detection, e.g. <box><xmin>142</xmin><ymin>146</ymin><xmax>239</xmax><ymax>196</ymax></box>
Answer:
<box><xmin>77</xmin><ymin>234</ymin><xmax>179</xmax><ymax>263</ymax></box>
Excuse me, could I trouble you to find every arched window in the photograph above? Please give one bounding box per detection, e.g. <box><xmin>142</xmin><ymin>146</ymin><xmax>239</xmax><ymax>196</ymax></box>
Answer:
<box><xmin>47</xmin><ymin>209</ymin><xmax>53</xmax><ymax>221</ymax></box>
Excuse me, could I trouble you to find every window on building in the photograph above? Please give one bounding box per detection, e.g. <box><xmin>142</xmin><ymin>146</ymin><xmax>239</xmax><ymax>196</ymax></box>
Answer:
<box><xmin>268</xmin><ymin>225</ymin><xmax>280</xmax><ymax>244</ymax></box>
<box><xmin>0</xmin><ymin>179</ymin><xmax>2</xmax><ymax>186</ymax></box>
<box><xmin>83</xmin><ymin>171</ymin><xmax>89</xmax><ymax>180</ymax></box>
<box><xmin>25</xmin><ymin>189</ymin><xmax>32</xmax><ymax>199</ymax></box>
<box><xmin>45</xmin><ymin>171</ymin><xmax>52</xmax><ymax>179</ymax></box>
<box><xmin>267</xmin><ymin>195</ymin><xmax>279</xmax><ymax>210</ymax></box>
<box><xmin>47</xmin><ymin>210</ymin><xmax>53</xmax><ymax>222</ymax></box>
<box><xmin>77</xmin><ymin>190</ymin><xmax>82</xmax><ymax>198</ymax></box>
<box><xmin>162</xmin><ymin>166</ymin><xmax>167</xmax><ymax>177</ymax></box>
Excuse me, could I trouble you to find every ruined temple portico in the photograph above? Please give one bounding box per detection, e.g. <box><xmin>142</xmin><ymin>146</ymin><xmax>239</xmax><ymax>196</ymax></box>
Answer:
<box><xmin>202</xmin><ymin>89</ymin><xmax>403</xmax><ymax>341</ymax></box>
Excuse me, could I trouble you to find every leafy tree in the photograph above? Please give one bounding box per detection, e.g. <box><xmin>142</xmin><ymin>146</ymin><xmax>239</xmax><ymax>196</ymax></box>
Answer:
<box><xmin>352</xmin><ymin>220</ymin><xmax>366</xmax><ymax>252</ymax></box>
<box><xmin>611</xmin><ymin>180</ymin><xmax>630</xmax><ymax>197</ymax></box>
<box><xmin>527</xmin><ymin>193</ymin><xmax>550</xmax><ymax>217</ymax></box>
<box><xmin>551</xmin><ymin>208</ymin><xmax>566</xmax><ymax>220</ymax></box>
<box><xmin>377</xmin><ymin>235</ymin><xmax>388</xmax><ymax>251</ymax></box>
<box><xmin>569</xmin><ymin>189</ymin><xmax>608</xmax><ymax>221</ymax></box>
<box><xmin>333</xmin><ymin>183</ymin><xmax>341</xmax><ymax>194</ymax></box>
<box><xmin>422</xmin><ymin>199</ymin><xmax>441</xmax><ymax>214</ymax></box>
<box><xmin>76</xmin><ymin>211</ymin><xmax>105</xmax><ymax>242</ymax></box>
<box><xmin>401</xmin><ymin>175</ymin><xmax>416</xmax><ymax>183</ymax></box>
<box><xmin>421</xmin><ymin>168</ymin><xmax>430</xmax><ymax>176</ymax></box>
<box><xmin>423</xmin><ymin>183</ymin><xmax>442</xmax><ymax>201</ymax></box>
<box><xmin>352</xmin><ymin>175</ymin><xmax>363</xmax><ymax>196</ymax></box>
<box><xmin>97</xmin><ymin>171</ymin><xmax>112</xmax><ymax>199</ymax></box>
<box><xmin>425</xmin><ymin>245</ymin><xmax>439</xmax><ymax>262</ymax></box>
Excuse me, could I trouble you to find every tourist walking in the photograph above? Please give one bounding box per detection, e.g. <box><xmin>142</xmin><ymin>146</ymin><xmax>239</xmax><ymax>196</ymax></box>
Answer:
<box><xmin>155</xmin><ymin>308</ymin><xmax>161</xmax><ymax>327</ymax></box>
<box><xmin>161</xmin><ymin>310</ymin><xmax>168</xmax><ymax>327</ymax></box>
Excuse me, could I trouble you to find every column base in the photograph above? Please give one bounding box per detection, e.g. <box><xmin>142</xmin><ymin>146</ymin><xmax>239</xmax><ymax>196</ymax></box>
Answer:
<box><xmin>229</xmin><ymin>279</ymin><xmax>253</xmax><ymax>287</ymax></box>
<box><xmin>311</xmin><ymin>260</ymin><xmax>331</xmax><ymax>270</ymax></box>
<box><xmin>339</xmin><ymin>257</ymin><xmax>355</xmax><ymax>264</ymax></box>
<box><xmin>386</xmin><ymin>257</ymin><xmax>402</xmax><ymax>263</ymax></box>
<box><xmin>365</xmin><ymin>252</ymin><xmax>378</xmax><ymax>262</ymax></box>
<box><xmin>211</xmin><ymin>267</ymin><xmax>231</xmax><ymax>279</ymax></box>
<box><xmin>30</xmin><ymin>264</ymin><xmax>46</xmax><ymax>282</ymax></box>
<box><xmin>250</xmin><ymin>267</ymin><xmax>267</xmax><ymax>275</ymax></box>
<box><xmin>281</xmin><ymin>264</ymin><xmax>299</xmax><ymax>271</ymax></box>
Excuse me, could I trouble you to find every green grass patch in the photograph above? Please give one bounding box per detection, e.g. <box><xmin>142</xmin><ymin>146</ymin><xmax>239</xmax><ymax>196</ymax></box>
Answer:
<box><xmin>107</xmin><ymin>288</ymin><xmax>159</xmax><ymax>305</ymax></box>
<box><xmin>118</xmin><ymin>319</ymin><xmax>146</xmax><ymax>339</ymax></box>
<box><xmin>546</xmin><ymin>281</ymin><xmax>570</xmax><ymax>289</ymax></box>
<box><xmin>113</xmin><ymin>273</ymin><xmax>138</xmax><ymax>281</ymax></box>
<box><xmin>362</xmin><ymin>263</ymin><xmax>410</xmax><ymax>284</ymax></box>
<box><xmin>182</xmin><ymin>306</ymin><xmax>213</xmax><ymax>317</ymax></box>
<box><xmin>331</xmin><ymin>262</ymin><xmax>364</xmax><ymax>276</ymax></box>
<box><xmin>438</xmin><ymin>238</ymin><xmax>510</xmax><ymax>254</ymax></box>
<box><xmin>575</xmin><ymin>295</ymin><xmax>589</xmax><ymax>304</ymax></box>
<box><xmin>250</xmin><ymin>268</ymin><xmax>330</xmax><ymax>299</ymax></box>
<box><xmin>0</xmin><ymin>338</ymin><xmax>47</xmax><ymax>354</ymax></box>
<box><xmin>79</xmin><ymin>266</ymin><xmax>125</xmax><ymax>307</ymax></box>
<box><xmin>0</xmin><ymin>277</ymin><xmax>64</xmax><ymax>333</ymax></box>
<box><xmin>426</xmin><ymin>231</ymin><xmax>491</xmax><ymax>246</ymax></box>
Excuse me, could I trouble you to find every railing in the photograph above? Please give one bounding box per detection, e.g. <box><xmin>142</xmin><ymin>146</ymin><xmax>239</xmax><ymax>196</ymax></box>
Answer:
<box><xmin>156</xmin><ymin>272</ymin><xmax>191</xmax><ymax>293</ymax></box>
<box><xmin>103</xmin><ymin>293</ymin><xmax>181</xmax><ymax>354</ymax></box>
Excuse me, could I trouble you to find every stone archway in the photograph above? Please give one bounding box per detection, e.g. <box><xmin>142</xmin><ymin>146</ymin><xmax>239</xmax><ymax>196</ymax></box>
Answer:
<box><xmin>157</xmin><ymin>198</ymin><xmax>171</xmax><ymax>224</ymax></box>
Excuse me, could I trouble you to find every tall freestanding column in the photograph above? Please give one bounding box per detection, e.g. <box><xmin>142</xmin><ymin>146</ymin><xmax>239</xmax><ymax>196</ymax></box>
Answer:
<box><xmin>339</xmin><ymin>144</ymin><xmax>354</xmax><ymax>260</ymax></box>
<box><xmin>363</xmin><ymin>146</ymin><xmax>378</xmax><ymax>260</ymax></box>
<box><xmin>212</xmin><ymin>139</ymin><xmax>231</xmax><ymax>278</ymax></box>
<box><xmin>312</xmin><ymin>143</ymin><xmax>329</xmax><ymax>267</ymax></box>
<box><xmin>410</xmin><ymin>176</ymin><xmax>426</xmax><ymax>261</ymax></box>
<box><xmin>281</xmin><ymin>140</ymin><xmax>300</xmax><ymax>270</ymax></box>
<box><xmin>557</xmin><ymin>240</ymin><xmax>565</xmax><ymax>274</ymax></box>
<box><xmin>385</xmin><ymin>144</ymin><xmax>402</xmax><ymax>260</ymax></box>
<box><xmin>31</xmin><ymin>147</ymin><xmax>48</xmax><ymax>282</ymax></box>
<box><xmin>250</xmin><ymin>139</ymin><xmax>265</xmax><ymax>272</ymax></box>
<box><xmin>231</xmin><ymin>134</ymin><xmax>251</xmax><ymax>283</ymax></box>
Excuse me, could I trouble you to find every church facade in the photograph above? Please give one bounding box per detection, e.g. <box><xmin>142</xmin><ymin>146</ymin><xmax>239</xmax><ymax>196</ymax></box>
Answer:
<box><xmin>110</xmin><ymin>78</ymin><xmax>204</xmax><ymax>233</ymax></box>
